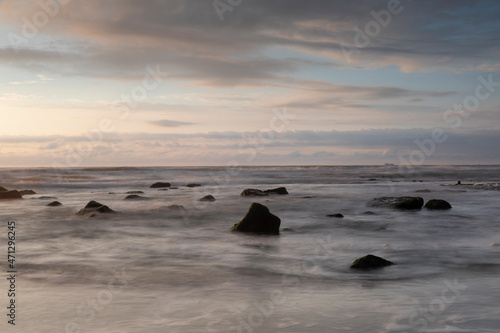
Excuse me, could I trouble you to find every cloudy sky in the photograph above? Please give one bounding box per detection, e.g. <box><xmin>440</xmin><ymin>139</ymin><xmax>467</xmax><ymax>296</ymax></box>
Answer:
<box><xmin>1</xmin><ymin>0</ymin><xmax>499</xmax><ymax>166</ymax></box>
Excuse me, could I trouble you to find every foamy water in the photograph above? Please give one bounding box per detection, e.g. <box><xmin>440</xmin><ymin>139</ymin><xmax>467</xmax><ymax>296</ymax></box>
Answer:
<box><xmin>0</xmin><ymin>165</ymin><xmax>499</xmax><ymax>332</ymax></box>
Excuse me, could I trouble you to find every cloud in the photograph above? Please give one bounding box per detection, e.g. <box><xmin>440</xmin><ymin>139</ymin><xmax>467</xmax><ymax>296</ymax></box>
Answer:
<box><xmin>149</xmin><ymin>119</ymin><xmax>195</xmax><ymax>128</ymax></box>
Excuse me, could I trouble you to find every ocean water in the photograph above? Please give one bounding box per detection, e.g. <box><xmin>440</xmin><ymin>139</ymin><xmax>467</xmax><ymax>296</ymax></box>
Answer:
<box><xmin>0</xmin><ymin>165</ymin><xmax>499</xmax><ymax>333</ymax></box>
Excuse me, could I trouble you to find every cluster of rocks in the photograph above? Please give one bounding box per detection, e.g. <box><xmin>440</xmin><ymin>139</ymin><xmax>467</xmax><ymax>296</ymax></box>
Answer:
<box><xmin>366</xmin><ymin>196</ymin><xmax>452</xmax><ymax>210</ymax></box>
<box><xmin>240</xmin><ymin>187</ymin><xmax>288</xmax><ymax>197</ymax></box>
<box><xmin>0</xmin><ymin>186</ymin><xmax>37</xmax><ymax>200</ymax></box>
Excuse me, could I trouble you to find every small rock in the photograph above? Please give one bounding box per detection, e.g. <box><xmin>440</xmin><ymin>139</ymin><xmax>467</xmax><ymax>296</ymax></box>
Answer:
<box><xmin>0</xmin><ymin>190</ymin><xmax>23</xmax><ymax>200</ymax></box>
<box><xmin>367</xmin><ymin>196</ymin><xmax>424</xmax><ymax>210</ymax></box>
<box><xmin>20</xmin><ymin>190</ymin><xmax>37</xmax><ymax>195</ymax></box>
<box><xmin>263</xmin><ymin>187</ymin><xmax>289</xmax><ymax>195</ymax></box>
<box><xmin>39</xmin><ymin>196</ymin><xmax>57</xmax><ymax>200</ymax></box>
<box><xmin>47</xmin><ymin>201</ymin><xmax>62</xmax><ymax>207</ymax></box>
<box><xmin>169</xmin><ymin>187</ymin><xmax>179</xmax><ymax>190</ymax></box>
<box><xmin>327</xmin><ymin>213</ymin><xmax>344</xmax><ymax>218</ymax></box>
<box><xmin>150</xmin><ymin>182</ymin><xmax>171</xmax><ymax>188</ymax></box>
<box><xmin>186</xmin><ymin>183</ymin><xmax>201</xmax><ymax>187</ymax></box>
<box><xmin>124</xmin><ymin>195</ymin><xmax>149</xmax><ymax>200</ymax></box>
<box><xmin>240</xmin><ymin>189</ymin><xmax>268</xmax><ymax>197</ymax></box>
<box><xmin>77</xmin><ymin>200</ymin><xmax>116</xmax><ymax>215</ymax></box>
<box><xmin>350</xmin><ymin>254</ymin><xmax>394</xmax><ymax>270</ymax></box>
<box><xmin>126</xmin><ymin>191</ymin><xmax>144</xmax><ymax>194</ymax></box>
<box><xmin>424</xmin><ymin>199</ymin><xmax>452</xmax><ymax>210</ymax></box>
<box><xmin>415</xmin><ymin>189</ymin><xmax>431</xmax><ymax>193</ymax></box>
<box><xmin>159</xmin><ymin>204</ymin><xmax>185</xmax><ymax>211</ymax></box>
<box><xmin>362</xmin><ymin>211</ymin><xmax>377</xmax><ymax>215</ymax></box>
<box><xmin>199</xmin><ymin>195</ymin><xmax>216</xmax><ymax>202</ymax></box>
<box><xmin>232</xmin><ymin>203</ymin><xmax>281</xmax><ymax>235</ymax></box>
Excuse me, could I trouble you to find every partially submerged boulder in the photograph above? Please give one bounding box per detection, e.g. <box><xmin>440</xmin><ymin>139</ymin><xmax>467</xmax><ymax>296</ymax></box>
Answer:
<box><xmin>199</xmin><ymin>195</ymin><xmax>216</xmax><ymax>202</ymax></box>
<box><xmin>124</xmin><ymin>195</ymin><xmax>149</xmax><ymax>200</ymax></box>
<box><xmin>126</xmin><ymin>191</ymin><xmax>144</xmax><ymax>194</ymax></box>
<box><xmin>159</xmin><ymin>204</ymin><xmax>185</xmax><ymax>211</ymax></box>
<box><xmin>424</xmin><ymin>199</ymin><xmax>452</xmax><ymax>210</ymax></box>
<box><xmin>0</xmin><ymin>190</ymin><xmax>22</xmax><ymax>200</ymax></box>
<box><xmin>77</xmin><ymin>200</ymin><xmax>116</xmax><ymax>215</ymax></box>
<box><xmin>232</xmin><ymin>203</ymin><xmax>281</xmax><ymax>235</ymax></box>
<box><xmin>20</xmin><ymin>190</ymin><xmax>36</xmax><ymax>195</ymax></box>
<box><xmin>186</xmin><ymin>183</ymin><xmax>201</xmax><ymax>188</ymax></box>
<box><xmin>0</xmin><ymin>186</ymin><xmax>8</xmax><ymax>192</ymax></box>
<box><xmin>350</xmin><ymin>254</ymin><xmax>394</xmax><ymax>270</ymax></box>
<box><xmin>327</xmin><ymin>213</ymin><xmax>344</xmax><ymax>218</ymax></box>
<box><xmin>263</xmin><ymin>187</ymin><xmax>289</xmax><ymax>195</ymax></box>
<box><xmin>240</xmin><ymin>189</ymin><xmax>268</xmax><ymax>197</ymax></box>
<box><xmin>150</xmin><ymin>182</ymin><xmax>171</xmax><ymax>188</ymax></box>
<box><xmin>366</xmin><ymin>196</ymin><xmax>424</xmax><ymax>210</ymax></box>
<box><xmin>47</xmin><ymin>201</ymin><xmax>62</xmax><ymax>207</ymax></box>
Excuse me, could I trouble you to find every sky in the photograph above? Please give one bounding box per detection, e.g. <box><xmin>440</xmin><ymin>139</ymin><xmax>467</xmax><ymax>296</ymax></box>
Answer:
<box><xmin>1</xmin><ymin>0</ymin><xmax>500</xmax><ymax>167</ymax></box>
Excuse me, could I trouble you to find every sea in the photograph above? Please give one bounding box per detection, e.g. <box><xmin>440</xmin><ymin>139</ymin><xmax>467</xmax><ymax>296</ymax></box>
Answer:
<box><xmin>0</xmin><ymin>165</ymin><xmax>499</xmax><ymax>333</ymax></box>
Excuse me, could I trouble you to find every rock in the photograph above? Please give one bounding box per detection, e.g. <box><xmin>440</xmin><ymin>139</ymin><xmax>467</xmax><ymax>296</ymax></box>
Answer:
<box><xmin>126</xmin><ymin>191</ymin><xmax>144</xmax><ymax>194</ymax></box>
<box><xmin>350</xmin><ymin>254</ymin><xmax>394</xmax><ymax>270</ymax></box>
<box><xmin>415</xmin><ymin>189</ymin><xmax>431</xmax><ymax>193</ymax></box>
<box><xmin>20</xmin><ymin>190</ymin><xmax>37</xmax><ymax>195</ymax></box>
<box><xmin>150</xmin><ymin>182</ymin><xmax>171</xmax><ymax>188</ymax></box>
<box><xmin>199</xmin><ymin>195</ymin><xmax>216</xmax><ymax>202</ymax></box>
<box><xmin>366</xmin><ymin>196</ymin><xmax>424</xmax><ymax>210</ymax></box>
<box><xmin>0</xmin><ymin>190</ymin><xmax>23</xmax><ymax>200</ymax></box>
<box><xmin>47</xmin><ymin>201</ymin><xmax>62</xmax><ymax>207</ymax></box>
<box><xmin>124</xmin><ymin>195</ymin><xmax>149</xmax><ymax>200</ymax></box>
<box><xmin>232</xmin><ymin>203</ymin><xmax>281</xmax><ymax>235</ymax></box>
<box><xmin>186</xmin><ymin>183</ymin><xmax>201</xmax><ymax>188</ymax></box>
<box><xmin>0</xmin><ymin>186</ymin><xmax>7</xmax><ymax>192</ymax></box>
<box><xmin>169</xmin><ymin>187</ymin><xmax>179</xmax><ymax>190</ymax></box>
<box><xmin>240</xmin><ymin>189</ymin><xmax>268</xmax><ymax>197</ymax></box>
<box><xmin>362</xmin><ymin>211</ymin><xmax>377</xmax><ymax>215</ymax></box>
<box><xmin>327</xmin><ymin>213</ymin><xmax>344</xmax><ymax>218</ymax></box>
<box><xmin>263</xmin><ymin>187</ymin><xmax>289</xmax><ymax>195</ymax></box>
<box><xmin>159</xmin><ymin>204</ymin><xmax>185</xmax><ymax>211</ymax></box>
<box><xmin>77</xmin><ymin>200</ymin><xmax>116</xmax><ymax>215</ymax></box>
<box><xmin>424</xmin><ymin>199</ymin><xmax>452</xmax><ymax>210</ymax></box>
<box><xmin>39</xmin><ymin>196</ymin><xmax>57</xmax><ymax>200</ymax></box>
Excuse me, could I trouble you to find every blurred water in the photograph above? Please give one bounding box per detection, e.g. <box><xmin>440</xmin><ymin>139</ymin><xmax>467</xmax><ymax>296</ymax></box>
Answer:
<box><xmin>0</xmin><ymin>165</ymin><xmax>499</xmax><ymax>332</ymax></box>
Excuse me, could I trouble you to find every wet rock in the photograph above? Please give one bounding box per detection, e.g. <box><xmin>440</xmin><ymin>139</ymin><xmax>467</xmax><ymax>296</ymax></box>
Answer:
<box><xmin>47</xmin><ymin>201</ymin><xmax>62</xmax><ymax>207</ymax></box>
<box><xmin>424</xmin><ymin>199</ymin><xmax>452</xmax><ymax>210</ymax></box>
<box><xmin>0</xmin><ymin>190</ymin><xmax>23</xmax><ymax>200</ymax></box>
<box><xmin>77</xmin><ymin>200</ymin><xmax>116</xmax><ymax>215</ymax></box>
<box><xmin>232</xmin><ymin>203</ymin><xmax>281</xmax><ymax>235</ymax></box>
<box><xmin>199</xmin><ymin>195</ymin><xmax>216</xmax><ymax>202</ymax></box>
<box><xmin>415</xmin><ymin>189</ymin><xmax>431</xmax><ymax>193</ymax></box>
<box><xmin>150</xmin><ymin>182</ymin><xmax>171</xmax><ymax>188</ymax></box>
<box><xmin>20</xmin><ymin>190</ymin><xmax>37</xmax><ymax>195</ymax></box>
<box><xmin>263</xmin><ymin>187</ymin><xmax>289</xmax><ymax>195</ymax></box>
<box><xmin>350</xmin><ymin>254</ymin><xmax>394</xmax><ymax>270</ymax></box>
<box><xmin>327</xmin><ymin>213</ymin><xmax>344</xmax><ymax>218</ymax></box>
<box><xmin>124</xmin><ymin>195</ymin><xmax>149</xmax><ymax>200</ymax></box>
<box><xmin>362</xmin><ymin>211</ymin><xmax>377</xmax><ymax>215</ymax></box>
<box><xmin>159</xmin><ymin>204</ymin><xmax>185</xmax><ymax>211</ymax></box>
<box><xmin>39</xmin><ymin>196</ymin><xmax>57</xmax><ymax>200</ymax></box>
<box><xmin>0</xmin><ymin>186</ymin><xmax>8</xmax><ymax>192</ymax></box>
<box><xmin>240</xmin><ymin>189</ymin><xmax>268</xmax><ymax>197</ymax></box>
<box><xmin>186</xmin><ymin>183</ymin><xmax>201</xmax><ymax>188</ymax></box>
<box><xmin>126</xmin><ymin>191</ymin><xmax>144</xmax><ymax>194</ymax></box>
<box><xmin>366</xmin><ymin>196</ymin><xmax>424</xmax><ymax>210</ymax></box>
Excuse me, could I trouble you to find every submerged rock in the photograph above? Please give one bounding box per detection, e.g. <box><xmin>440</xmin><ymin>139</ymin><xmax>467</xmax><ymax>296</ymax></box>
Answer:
<box><xmin>39</xmin><ymin>196</ymin><xmax>57</xmax><ymax>200</ymax></box>
<box><xmin>159</xmin><ymin>204</ymin><xmax>185</xmax><ymax>211</ymax></box>
<box><xmin>20</xmin><ymin>190</ymin><xmax>36</xmax><ymax>195</ymax></box>
<box><xmin>126</xmin><ymin>191</ymin><xmax>144</xmax><ymax>194</ymax></box>
<box><xmin>350</xmin><ymin>254</ymin><xmax>394</xmax><ymax>270</ymax></box>
<box><xmin>186</xmin><ymin>183</ymin><xmax>202</xmax><ymax>188</ymax></box>
<box><xmin>366</xmin><ymin>196</ymin><xmax>424</xmax><ymax>210</ymax></box>
<box><xmin>47</xmin><ymin>201</ymin><xmax>62</xmax><ymax>207</ymax></box>
<box><xmin>263</xmin><ymin>187</ymin><xmax>289</xmax><ymax>195</ymax></box>
<box><xmin>77</xmin><ymin>200</ymin><xmax>116</xmax><ymax>215</ymax></box>
<box><xmin>199</xmin><ymin>195</ymin><xmax>216</xmax><ymax>202</ymax></box>
<box><xmin>232</xmin><ymin>203</ymin><xmax>281</xmax><ymax>235</ymax></box>
<box><xmin>124</xmin><ymin>194</ymin><xmax>149</xmax><ymax>200</ymax></box>
<box><xmin>150</xmin><ymin>182</ymin><xmax>171</xmax><ymax>188</ymax></box>
<box><xmin>241</xmin><ymin>189</ymin><xmax>268</xmax><ymax>197</ymax></box>
<box><xmin>0</xmin><ymin>190</ymin><xmax>23</xmax><ymax>200</ymax></box>
<box><xmin>424</xmin><ymin>199</ymin><xmax>452</xmax><ymax>210</ymax></box>
<box><xmin>327</xmin><ymin>213</ymin><xmax>344</xmax><ymax>218</ymax></box>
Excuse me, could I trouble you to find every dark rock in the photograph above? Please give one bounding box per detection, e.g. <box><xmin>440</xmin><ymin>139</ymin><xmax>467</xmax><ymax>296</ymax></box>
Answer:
<box><xmin>126</xmin><ymin>191</ymin><xmax>144</xmax><ymax>194</ymax></box>
<box><xmin>0</xmin><ymin>186</ymin><xmax>8</xmax><ymax>192</ymax></box>
<box><xmin>77</xmin><ymin>200</ymin><xmax>116</xmax><ymax>215</ymax></box>
<box><xmin>424</xmin><ymin>199</ymin><xmax>452</xmax><ymax>210</ymax></box>
<box><xmin>366</xmin><ymin>196</ymin><xmax>424</xmax><ymax>210</ymax></box>
<box><xmin>232</xmin><ymin>203</ymin><xmax>281</xmax><ymax>235</ymax></box>
<box><xmin>263</xmin><ymin>187</ymin><xmax>289</xmax><ymax>195</ymax></box>
<box><xmin>169</xmin><ymin>187</ymin><xmax>179</xmax><ymax>190</ymax></box>
<box><xmin>159</xmin><ymin>204</ymin><xmax>185</xmax><ymax>211</ymax></box>
<box><xmin>124</xmin><ymin>195</ymin><xmax>149</xmax><ymax>200</ymax></box>
<box><xmin>186</xmin><ymin>183</ymin><xmax>202</xmax><ymax>187</ymax></box>
<box><xmin>415</xmin><ymin>189</ymin><xmax>431</xmax><ymax>193</ymax></box>
<box><xmin>199</xmin><ymin>195</ymin><xmax>216</xmax><ymax>202</ymax></box>
<box><xmin>150</xmin><ymin>182</ymin><xmax>171</xmax><ymax>188</ymax></box>
<box><xmin>367</xmin><ymin>178</ymin><xmax>377</xmax><ymax>181</ymax></box>
<box><xmin>20</xmin><ymin>190</ymin><xmax>37</xmax><ymax>195</ymax></box>
<box><xmin>327</xmin><ymin>213</ymin><xmax>344</xmax><ymax>218</ymax></box>
<box><xmin>240</xmin><ymin>189</ymin><xmax>268</xmax><ymax>197</ymax></box>
<box><xmin>0</xmin><ymin>190</ymin><xmax>23</xmax><ymax>200</ymax></box>
<box><xmin>362</xmin><ymin>211</ymin><xmax>377</xmax><ymax>215</ymax></box>
<box><xmin>350</xmin><ymin>254</ymin><xmax>394</xmax><ymax>270</ymax></box>
<box><xmin>39</xmin><ymin>196</ymin><xmax>57</xmax><ymax>200</ymax></box>
<box><xmin>47</xmin><ymin>201</ymin><xmax>62</xmax><ymax>207</ymax></box>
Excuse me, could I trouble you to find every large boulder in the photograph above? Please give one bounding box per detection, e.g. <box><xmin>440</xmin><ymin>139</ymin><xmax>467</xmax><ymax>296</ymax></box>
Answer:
<box><xmin>77</xmin><ymin>201</ymin><xmax>116</xmax><ymax>215</ymax></box>
<box><xmin>424</xmin><ymin>199</ymin><xmax>452</xmax><ymax>210</ymax></box>
<box><xmin>350</xmin><ymin>254</ymin><xmax>394</xmax><ymax>270</ymax></box>
<box><xmin>240</xmin><ymin>189</ymin><xmax>268</xmax><ymax>197</ymax></box>
<box><xmin>263</xmin><ymin>187</ymin><xmax>289</xmax><ymax>195</ymax></box>
<box><xmin>232</xmin><ymin>203</ymin><xmax>281</xmax><ymax>235</ymax></box>
<box><xmin>366</xmin><ymin>196</ymin><xmax>424</xmax><ymax>210</ymax></box>
<box><xmin>0</xmin><ymin>190</ymin><xmax>23</xmax><ymax>200</ymax></box>
<box><xmin>150</xmin><ymin>182</ymin><xmax>171</xmax><ymax>188</ymax></box>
